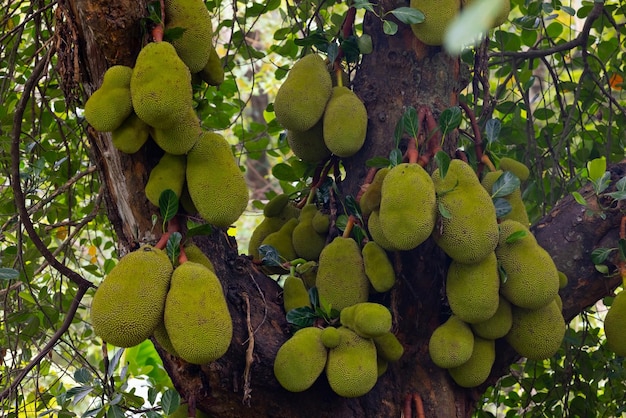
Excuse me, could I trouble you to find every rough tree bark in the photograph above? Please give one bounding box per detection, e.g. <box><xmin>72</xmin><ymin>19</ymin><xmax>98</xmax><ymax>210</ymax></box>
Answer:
<box><xmin>59</xmin><ymin>0</ymin><xmax>623</xmax><ymax>417</ymax></box>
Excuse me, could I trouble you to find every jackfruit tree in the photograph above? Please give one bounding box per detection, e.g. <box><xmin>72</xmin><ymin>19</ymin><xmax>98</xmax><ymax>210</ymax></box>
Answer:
<box><xmin>2</xmin><ymin>0</ymin><xmax>626</xmax><ymax>417</ymax></box>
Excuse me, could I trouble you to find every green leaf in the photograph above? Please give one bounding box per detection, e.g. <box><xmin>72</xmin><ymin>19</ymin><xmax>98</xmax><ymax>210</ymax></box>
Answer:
<box><xmin>587</xmin><ymin>157</ymin><xmax>606</xmax><ymax>182</ymax></box>
<box><xmin>485</xmin><ymin>118</ymin><xmax>501</xmax><ymax>144</ymax></box>
<box><xmin>491</xmin><ymin>171</ymin><xmax>520</xmax><ymax>198</ymax></box>
<box><xmin>604</xmin><ymin>191</ymin><xmax>626</xmax><ymax>201</ymax></box>
<box><xmin>345</xmin><ymin>195</ymin><xmax>362</xmax><ymax>219</ymax></box>
<box><xmin>352</xmin><ymin>224</ymin><xmax>367</xmax><ymax>246</ymax></box>
<box><xmin>572</xmin><ymin>191</ymin><xmax>587</xmax><ymax>206</ymax></box>
<box><xmin>106</xmin><ymin>405</ymin><xmax>125</xmax><ymax>418</ymax></box>
<box><xmin>160</xmin><ymin>389</ymin><xmax>181</xmax><ymax>415</ymax></box>
<box><xmin>505</xmin><ymin>230</ymin><xmax>527</xmax><ymax>244</ymax></box>
<box><xmin>383</xmin><ymin>20</ymin><xmax>398</xmax><ymax>35</ymax></box>
<box><xmin>393</xmin><ymin>115</ymin><xmax>405</xmax><ymax>148</ymax></box>
<box><xmin>163</xmin><ymin>26</ymin><xmax>186</xmax><ymax>42</ymax></box>
<box><xmin>107</xmin><ymin>349</ymin><xmax>124</xmax><ymax>380</ymax></box>
<box><xmin>186</xmin><ymin>224</ymin><xmax>214</xmax><ymax>237</ymax></box>
<box><xmin>615</xmin><ymin>176</ymin><xmax>626</xmax><ymax>192</ymax></box>
<box><xmin>286</xmin><ymin>306</ymin><xmax>317</xmax><ymax>329</ymax></box>
<box><xmin>357</xmin><ymin>34</ymin><xmax>373</xmax><ymax>54</ymax></box>
<box><xmin>258</xmin><ymin>245</ymin><xmax>282</xmax><ymax>267</ymax></box>
<box><xmin>591</xmin><ymin>247</ymin><xmax>614</xmax><ymax>265</ymax></box>
<box><xmin>159</xmin><ymin>189</ymin><xmax>179</xmax><ymax>224</ymax></box>
<box><xmin>439</xmin><ymin>106</ymin><xmax>462</xmax><ymax>135</ymax></box>
<box><xmin>434</xmin><ymin>151</ymin><xmax>450</xmax><ymax>179</ymax></box>
<box><xmin>389</xmin><ymin>148</ymin><xmax>403</xmax><ymax>167</ymax></box>
<box><xmin>352</xmin><ymin>0</ymin><xmax>375</xmax><ymax>12</ymax></box>
<box><xmin>493</xmin><ymin>198</ymin><xmax>512</xmax><ymax>218</ymax></box>
<box><xmin>67</xmin><ymin>385</ymin><xmax>93</xmax><ymax>406</ymax></box>
<box><xmin>74</xmin><ymin>368</ymin><xmax>93</xmax><ymax>384</ymax></box>
<box><xmin>308</xmin><ymin>287</ymin><xmax>319</xmax><ymax>308</ymax></box>
<box><xmin>619</xmin><ymin>239</ymin><xmax>626</xmax><ymax>261</ymax></box>
<box><xmin>390</xmin><ymin>7</ymin><xmax>424</xmax><ymax>24</ymax></box>
<box><xmin>335</xmin><ymin>214</ymin><xmax>348</xmax><ymax>232</ymax></box>
<box><xmin>402</xmin><ymin>106</ymin><xmax>419</xmax><ymax>139</ymax></box>
<box><xmin>166</xmin><ymin>232</ymin><xmax>182</xmax><ymax>263</ymax></box>
<box><xmin>438</xmin><ymin>202</ymin><xmax>452</xmax><ymax>219</ymax></box>
<box><xmin>595</xmin><ymin>264</ymin><xmax>609</xmax><ymax>274</ymax></box>
<box><xmin>592</xmin><ymin>171</ymin><xmax>611</xmax><ymax>195</ymax></box>
<box><xmin>366</xmin><ymin>156</ymin><xmax>391</xmax><ymax>168</ymax></box>
<box><xmin>0</xmin><ymin>268</ymin><xmax>19</xmax><ymax>281</ymax></box>
<box><xmin>272</xmin><ymin>163</ymin><xmax>300</xmax><ymax>182</ymax></box>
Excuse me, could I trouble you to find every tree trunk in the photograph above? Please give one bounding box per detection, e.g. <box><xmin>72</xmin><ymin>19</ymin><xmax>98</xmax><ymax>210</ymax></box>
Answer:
<box><xmin>60</xmin><ymin>0</ymin><xmax>623</xmax><ymax>417</ymax></box>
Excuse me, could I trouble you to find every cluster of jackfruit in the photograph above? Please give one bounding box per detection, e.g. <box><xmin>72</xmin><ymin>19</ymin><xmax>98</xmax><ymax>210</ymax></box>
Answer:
<box><xmin>274</xmin><ymin>54</ymin><xmax>368</xmax><ymax>162</ymax></box>
<box><xmin>90</xmin><ymin>244</ymin><xmax>233</xmax><ymax>365</ymax></box>
<box><xmin>273</xmin><ymin>302</ymin><xmax>403</xmax><ymax>397</ymax></box>
<box><xmin>604</xmin><ymin>290</ymin><xmax>626</xmax><ymax>356</ymax></box>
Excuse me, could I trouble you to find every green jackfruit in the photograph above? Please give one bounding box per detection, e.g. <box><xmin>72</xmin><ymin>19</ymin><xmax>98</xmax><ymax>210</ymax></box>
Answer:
<box><xmin>558</xmin><ymin>271</ymin><xmax>568</xmax><ymax>289</ymax></box>
<box><xmin>263</xmin><ymin>194</ymin><xmax>290</xmax><ymax>217</ymax></box>
<box><xmin>198</xmin><ymin>46</ymin><xmax>225</xmax><ymax>86</ymax></box>
<box><xmin>91</xmin><ymin>245</ymin><xmax>173</xmax><ymax>347</ymax></box>
<box><xmin>605</xmin><ymin>291</ymin><xmax>626</xmax><ymax>356</ymax></box>
<box><xmin>144</xmin><ymin>153</ymin><xmax>187</xmax><ymax>206</ymax></box>
<box><xmin>554</xmin><ymin>294</ymin><xmax>563</xmax><ymax>311</ymax></box>
<box><xmin>481</xmin><ymin>170</ymin><xmax>529</xmax><ymax>225</ymax></box>
<box><xmin>446</xmin><ymin>252</ymin><xmax>499</xmax><ymax>323</ymax></box>
<box><xmin>130</xmin><ymin>41</ymin><xmax>193</xmax><ymax>129</ymax></box>
<box><xmin>179</xmin><ymin>183</ymin><xmax>198</xmax><ymax>214</ymax></box>
<box><xmin>261</xmin><ymin>218</ymin><xmax>298</xmax><ymax>262</ymax></box>
<box><xmin>377</xmin><ymin>357</ymin><xmax>388</xmax><ymax>377</ymax></box>
<box><xmin>340</xmin><ymin>302</ymin><xmax>392</xmax><ymax>338</ymax></box>
<box><xmin>182</xmin><ymin>243</ymin><xmax>214</xmax><ymax>272</ymax></box>
<box><xmin>316</xmin><ymin>237</ymin><xmax>370</xmax><ymax>311</ymax></box>
<box><xmin>379</xmin><ymin>163</ymin><xmax>437</xmax><ymax>251</ymax></box>
<box><xmin>84</xmin><ymin>65</ymin><xmax>133</xmax><ymax>132</ymax></box>
<box><xmin>274</xmin><ymin>327</ymin><xmax>328</xmax><ymax>392</ymax></box>
<box><xmin>410</xmin><ymin>0</ymin><xmax>460</xmax><ymax>46</ymax></box>
<box><xmin>362</xmin><ymin>241</ymin><xmax>395</xmax><ymax>293</ymax></box>
<box><xmin>248</xmin><ymin>204</ymin><xmax>300</xmax><ymax>260</ymax></box>
<box><xmin>151</xmin><ymin>107</ymin><xmax>202</xmax><ymax>155</ymax></box>
<box><xmin>373</xmin><ymin>332</ymin><xmax>404</xmax><ymax>362</ymax></box>
<box><xmin>167</xmin><ymin>403</ymin><xmax>210</xmax><ymax>418</ymax></box>
<box><xmin>471</xmin><ymin>296</ymin><xmax>512</xmax><ymax>340</ymax></box>
<box><xmin>283</xmin><ymin>275</ymin><xmax>311</xmax><ymax>312</ymax></box>
<box><xmin>295</xmin><ymin>260</ymin><xmax>318</xmax><ymax>289</ymax></box>
<box><xmin>320</xmin><ymin>327</ymin><xmax>341</xmax><ymax>349</ymax></box>
<box><xmin>164</xmin><ymin>0</ymin><xmax>213</xmax><ymax>73</ymax></box>
<box><xmin>292</xmin><ymin>204</ymin><xmax>327</xmax><ymax>261</ymax></box>
<box><xmin>153</xmin><ymin>321</ymin><xmax>179</xmax><ymax>357</ymax></box>
<box><xmin>165</xmin><ymin>261</ymin><xmax>232</xmax><ymax>364</ymax></box>
<box><xmin>432</xmin><ymin>159</ymin><xmax>499</xmax><ymax>264</ymax></box>
<box><xmin>360</xmin><ymin>168</ymin><xmax>389</xmax><ymax>217</ymax></box>
<box><xmin>287</xmin><ymin>119</ymin><xmax>332</xmax><ymax>163</ymax></box>
<box><xmin>323</xmin><ymin>86</ymin><xmax>368</xmax><ymax>158</ymax></box>
<box><xmin>428</xmin><ymin>315</ymin><xmax>474</xmax><ymax>368</ymax></box>
<box><xmin>274</xmin><ymin>54</ymin><xmax>332</xmax><ymax>132</ymax></box>
<box><xmin>311</xmin><ymin>210</ymin><xmax>330</xmax><ymax>234</ymax></box>
<box><xmin>499</xmin><ymin>157</ymin><xmax>529</xmax><ymax>181</ymax></box>
<box><xmin>325</xmin><ymin>327</ymin><xmax>378</xmax><ymax>397</ymax></box>
<box><xmin>505</xmin><ymin>300</ymin><xmax>565</xmax><ymax>360</ymax></box>
<box><xmin>111</xmin><ymin>112</ymin><xmax>150</xmax><ymax>154</ymax></box>
<box><xmin>496</xmin><ymin>220</ymin><xmax>559</xmax><ymax>309</ymax></box>
<box><xmin>367</xmin><ymin>210</ymin><xmax>400</xmax><ymax>251</ymax></box>
<box><xmin>186</xmin><ymin>131</ymin><xmax>249</xmax><ymax>227</ymax></box>
<box><xmin>448</xmin><ymin>337</ymin><xmax>495</xmax><ymax>388</ymax></box>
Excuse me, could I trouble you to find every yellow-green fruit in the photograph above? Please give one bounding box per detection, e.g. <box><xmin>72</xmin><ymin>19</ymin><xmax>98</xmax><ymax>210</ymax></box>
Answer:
<box><xmin>410</xmin><ymin>0</ymin><xmax>460</xmax><ymax>46</ymax></box>
<box><xmin>295</xmin><ymin>261</ymin><xmax>318</xmax><ymax>289</ymax></box>
<box><xmin>261</xmin><ymin>218</ymin><xmax>298</xmax><ymax>262</ymax></box>
<box><xmin>554</xmin><ymin>294</ymin><xmax>563</xmax><ymax>311</ymax></box>
<box><xmin>471</xmin><ymin>296</ymin><xmax>512</xmax><ymax>340</ymax></box>
<box><xmin>164</xmin><ymin>0</ymin><xmax>213</xmax><ymax>73</ymax></box>
<box><xmin>340</xmin><ymin>302</ymin><xmax>392</xmax><ymax>338</ymax></box>
<box><xmin>505</xmin><ymin>300</ymin><xmax>565</xmax><ymax>360</ymax></box>
<box><xmin>558</xmin><ymin>271</ymin><xmax>568</xmax><ymax>289</ymax></box>
<box><xmin>481</xmin><ymin>170</ymin><xmax>529</xmax><ymax>225</ymax></box>
<box><xmin>130</xmin><ymin>42</ymin><xmax>193</xmax><ymax>129</ymax></box>
<box><xmin>367</xmin><ymin>210</ymin><xmax>400</xmax><ymax>251</ymax></box>
<box><xmin>186</xmin><ymin>132</ymin><xmax>249</xmax><ymax>227</ymax></box>
<box><xmin>84</xmin><ymin>65</ymin><xmax>133</xmax><ymax>132</ymax></box>
<box><xmin>283</xmin><ymin>275</ymin><xmax>311</xmax><ymax>312</ymax></box>
<box><xmin>151</xmin><ymin>107</ymin><xmax>202</xmax><ymax>155</ymax></box>
<box><xmin>274</xmin><ymin>54</ymin><xmax>332</xmax><ymax>132</ymax></box>
<box><xmin>362</xmin><ymin>241</ymin><xmax>395</xmax><ymax>293</ymax></box>
<box><xmin>320</xmin><ymin>326</ymin><xmax>341</xmax><ymax>349</ymax></box>
<box><xmin>144</xmin><ymin>153</ymin><xmax>187</xmax><ymax>206</ymax></box>
<box><xmin>264</xmin><ymin>194</ymin><xmax>290</xmax><ymax>217</ymax></box>
<box><xmin>91</xmin><ymin>245</ymin><xmax>173</xmax><ymax>347</ymax></box>
<box><xmin>248</xmin><ymin>204</ymin><xmax>300</xmax><ymax>260</ymax></box>
<box><xmin>325</xmin><ymin>327</ymin><xmax>378</xmax><ymax>397</ymax></box>
<box><xmin>179</xmin><ymin>184</ymin><xmax>197</xmax><ymax>214</ymax></box>
<box><xmin>153</xmin><ymin>321</ymin><xmax>179</xmax><ymax>357</ymax></box>
<box><xmin>446</xmin><ymin>253</ymin><xmax>499</xmax><ymax>323</ymax></box>
<box><xmin>448</xmin><ymin>337</ymin><xmax>495</xmax><ymax>388</ymax></box>
<box><xmin>182</xmin><ymin>243</ymin><xmax>214</xmax><ymax>272</ymax></box>
<box><xmin>111</xmin><ymin>112</ymin><xmax>150</xmax><ymax>154</ymax></box>
<box><xmin>198</xmin><ymin>46</ymin><xmax>224</xmax><ymax>86</ymax></box>
<box><xmin>379</xmin><ymin>163</ymin><xmax>437</xmax><ymax>251</ymax></box>
<box><xmin>373</xmin><ymin>332</ymin><xmax>404</xmax><ymax>362</ymax></box>
<box><xmin>496</xmin><ymin>220</ymin><xmax>559</xmax><ymax>309</ymax></box>
<box><xmin>165</xmin><ymin>261</ymin><xmax>232</xmax><ymax>364</ymax></box>
<box><xmin>316</xmin><ymin>237</ymin><xmax>370</xmax><ymax>311</ymax></box>
<box><xmin>287</xmin><ymin>120</ymin><xmax>332</xmax><ymax>163</ymax></box>
<box><xmin>500</xmin><ymin>156</ymin><xmax>529</xmax><ymax>181</ymax></box>
<box><xmin>462</xmin><ymin>0</ymin><xmax>511</xmax><ymax>27</ymax></box>
<box><xmin>605</xmin><ymin>291</ymin><xmax>626</xmax><ymax>356</ymax></box>
<box><xmin>428</xmin><ymin>315</ymin><xmax>474</xmax><ymax>368</ymax></box>
<box><xmin>312</xmin><ymin>210</ymin><xmax>330</xmax><ymax>234</ymax></box>
<box><xmin>274</xmin><ymin>327</ymin><xmax>328</xmax><ymax>392</ymax></box>
<box><xmin>360</xmin><ymin>168</ymin><xmax>389</xmax><ymax>217</ymax></box>
<box><xmin>432</xmin><ymin>159</ymin><xmax>499</xmax><ymax>264</ymax></box>
<box><xmin>323</xmin><ymin>86</ymin><xmax>368</xmax><ymax>158</ymax></box>
<box><xmin>167</xmin><ymin>403</ymin><xmax>210</xmax><ymax>418</ymax></box>
<box><xmin>292</xmin><ymin>204</ymin><xmax>327</xmax><ymax>261</ymax></box>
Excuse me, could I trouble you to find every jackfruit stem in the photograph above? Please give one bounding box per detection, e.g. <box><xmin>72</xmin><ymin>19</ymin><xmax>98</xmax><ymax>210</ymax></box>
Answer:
<box><xmin>342</xmin><ymin>215</ymin><xmax>356</xmax><ymax>238</ymax></box>
<box><xmin>407</xmin><ymin>137</ymin><xmax>418</xmax><ymax>164</ymax></box>
<box><xmin>480</xmin><ymin>154</ymin><xmax>497</xmax><ymax>172</ymax></box>
<box><xmin>154</xmin><ymin>232</ymin><xmax>170</xmax><ymax>250</ymax></box>
<box><xmin>335</xmin><ymin>69</ymin><xmax>344</xmax><ymax>88</ymax></box>
<box><xmin>355</xmin><ymin>167</ymin><xmax>378</xmax><ymax>204</ymax></box>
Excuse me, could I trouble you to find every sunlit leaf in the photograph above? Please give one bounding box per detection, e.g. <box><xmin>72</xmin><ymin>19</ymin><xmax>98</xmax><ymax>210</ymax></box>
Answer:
<box><xmin>491</xmin><ymin>171</ymin><xmax>520</xmax><ymax>198</ymax></box>
<box><xmin>383</xmin><ymin>20</ymin><xmax>398</xmax><ymax>35</ymax></box>
<box><xmin>160</xmin><ymin>389</ymin><xmax>181</xmax><ymax>415</ymax></box>
<box><xmin>390</xmin><ymin>7</ymin><xmax>424</xmax><ymax>24</ymax></box>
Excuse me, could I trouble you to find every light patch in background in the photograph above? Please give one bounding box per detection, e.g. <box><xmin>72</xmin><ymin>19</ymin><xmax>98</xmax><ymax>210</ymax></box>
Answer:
<box><xmin>444</xmin><ymin>0</ymin><xmax>503</xmax><ymax>55</ymax></box>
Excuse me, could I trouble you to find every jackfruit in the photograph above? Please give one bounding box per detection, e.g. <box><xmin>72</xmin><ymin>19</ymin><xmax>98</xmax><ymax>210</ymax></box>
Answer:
<box><xmin>340</xmin><ymin>302</ymin><xmax>392</xmax><ymax>338</ymax></box>
<box><xmin>111</xmin><ymin>112</ymin><xmax>150</xmax><ymax>154</ymax></box>
<box><xmin>91</xmin><ymin>245</ymin><xmax>173</xmax><ymax>347</ymax></box>
<box><xmin>283</xmin><ymin>275</ymin><xmax>311</xmax><ymax>312</ymax></box>
<box><xmin>130</xmin><ymin>41</ymin><xmax>193</xmax><ymax>130</ymax></box>
<box><xmin>496</xmin><ymin>220</ymin><xmax>559</xmax><ymax>309</ymax></box>
<box><xmin>186</xmin><ymin>131</ymin><xmax>249</xmax><ymax>227</ymax></box>
<box><xmin>274</xmin><ymin>54</ymin><xmax>332</xmax><ymax>132</ymax></box>
<box><xmin>554</xmin><ymin>294</ymin><xmax>563</xmax><ymax>311</ymax></box>
<box><xmin>446</xmin><ymin>252</ymin><xmax>499</xmax><ymax>323</ymax></box>
<box><xmin>261</xmin><ymin>218</ymin><xmax>299</xmax><ymax>262</ymax></box>
<box><xmin>287</xmin><ymin>120</ymin><xmax>332</xmax><ymax>163</ymax></box>
<box><xmin>295</xmin><ymin>260</ymin><xmax>318</xmax><ymax>289</ymax></box>
<box><xmin>248</xmin><ymin>204</ymin><xmax>300</xmax><ymax>260</ymax></box>
<box><xmin>325</xmin><ymin>327</ymin><xmax>378</xmax><ymax>397</ymax></box>
<box><xmin>263</xmin><ymin>194</ymin><xmax>290</xmax><ymax>217</ymax></box>
<box><xmin>432</xmin><ymin>159</ymin><xmax>499</xmax><ymax>264</ymax></box>
<box><xmin>481</xmin><ymin>170</ymin><xmax>529</xmax><ymax>225</ymax></box>
<box><xmin>558</xmin><ymin>271</ymin><xmax>568</xmax><ymax>289</ymax></box>
<box><xmin>379</xmin><ymin>163</ymin><xmax>437</xmax><ymax>250</ymax></box>
<box><xmin>373</xmin><ymin>332</ymin><xmax>404</xmax><ymax>362</ymax></box>
<box><xmin>198</xmin><ymin>46</ymin><xmax>225</xmax><ymax>86</ymax></box>
<box><xmin>428</xmin><ymin>315</ymin><xmax>474</xmax><ymax>368</ymax></box>
<box><xmin>410</xmin><ymin>0</ymin><xmax>460</xmax><ymax>46</ymax></box>
<box><xmin>311</xmin><ymin>210</ymin><xmax>330</xmax><ymax>234</ymax></box>
<box><xmin>316</xmin><ymin>237</ymin><xmax>369</xmax><ymax>310</ymax></box>
<box><xmin>151</xmin><ymin>107</ymin><xmax>202</xmax><ymax>155</ymax></box>
<box><xmin>505</xmin><ymin>300</ymin><xmax>565</xmax><ymax>360</ymax></box>
<box><xmin>179</xmin><ymin>184</ymin><xmax>198</xmax><ymax>214</ymax></box>
<box><xmin>182</xmin><ymin>243</ymin><xmax>214</xmax><ymax>272</ymax></box>
<box><xmin>274</xmin><ymin>327</ymin><xmax>328</xmax><ymax>392</ymax></box>
<box><xmin>84</xmin><ymin>65</ymin><xmax>133</xmax><ymax>132</ymax></box>
<box><xmin>448</xmin><ymin>337</ymin><xmax>495</xmax><ymax>388</ymax></box>
<box><xmin>153</xmin><ymin>321</ymin><xmax>179</xmax><ymax>357</ymax></box>
<box><xmin>499</xmin><ymin>157</ymin><xmax>529</xmax><ymax>181</ymax></box>
<box><xmin>367</xmin><ymin>210</ymin><xmax>400</xmax><ymax>251</ymax></box>
<box><xmin>323</xmin><ymin>86</ymin><xmax>368</xmax><ymax>158</ymax></box>
<box><xmin>604</xmin><ymin>291</ymin><xmax>626</xmax><ymax>356</ymax></box>
<box><xmin>164</xmin><ymin>0</ymin><xmax>213</xmax><ymax>73</ymax></box>
<box><xmin>292</xmin><ymin>204</ymin><xmax>327</xmax><ymax>261</ymax></box>
<box><xmin>164</xmin><ymin>261</ymin><xmax>232</xmax><ymax>364</ymax></box>
<box><xmin>320</xmin><ymin>326</ymin><xmax>341</xmax><ymax>349</ymax></box>
<box><xmin>144</xmin><ymin>153</ymin><xmax>187</xmax><ymax>206</ymax></box>
<box><xmin>362</xmin><ymin>241</ymin><xmax>395</xmax><ymax>292</ymax></box>
<box><xmin>471</xmin><ymin>296</ymin><xmax>512</xmax><ymax>339</ymax></box>
<box><xmin>360</xmin><ymin>168</ymin><xmax>389</xmax><ymax>217</ymax></box>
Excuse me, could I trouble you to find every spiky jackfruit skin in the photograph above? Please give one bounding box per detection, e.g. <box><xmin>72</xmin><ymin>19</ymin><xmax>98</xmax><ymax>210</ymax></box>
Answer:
<box><xmin>182</xmin><ymin>243</ymin><xmax>214</xmax><ymax>272</ymax></box>
<box><xmin>274</xmin><ymin>54</ymin><xmax>332</xmax><ymax>131</ymax></box>
<box><xmin>261</xmin><ymin>218</ymin><xmax>298</xmax><ymax>262</ymax></box>
<box><xmin>311</xmin><ymin>211</ymin><xmax>330</xmax><ymax>234</ymax></box>
<box><xmin>292</xmin><ymin>204</ymin><xmax>327</xmax><ymax>261</ymax></box>
<box><xmin>505</xmin><ymin>300</ymin><xmax>565</xmax><ymax>360</ymax></box>
<box><xmin>605</xmin><ymin>291</ymin><xmax>626</xmax><ymax>356</ymax></box>
<box><xmin>283</xmin><ymin>275</ymin><xmax>312</xmax><ymax>312</ymax></box>
<box><xmin>84</xmin><ymin>65</ymin><xmax>133</xmax><ymax>132</ymax></box>
<box><xmin>432</xmin><ymin>159</ymin><xmax>499</xmax><ymax>264</ymax></box>
<box><xmin>499</xmin><ymin>157</ymin><xmax>529</xmax><ymax>181</ymax></box>
<box><xmin>130</xmin><ymin>42</ymin><xmax>193</xmax><ymax>130</ymax></box>
<box><xmin>367</xmin><ymin>210</ymin><xmax>400</xmax><ymax>251</ymax></box>
<box><xmin>446</xmin><ymin>253</ymin><xmax>499</xmax><ymax>323</ymax></box>
<box><xmin>144</xmin><ymin>153</ymin><xmax>187</xmax><ymax>206</ymax></box>
<box><xmin>198</xmin><ymin>46</ymin><xmax>224</xmax><ymax>86</ymax></box>
<box><xmin>323</xmin><ymin>86</ymin><xmax>368</xmax><ymax>158</ymax></box>
<box><xmin>153</xmin><ymin>321</ymin><xmax>179</xmax><ymax>357</ymax></box>
<box><xmin>264</xmin><ymin>193</ymin><xmax>290</xmax><ymax>217</ymax></box>
<box><xmin>374</xmin><ymin>332</ymin><xmax>404</xmax><ymax>362</ymax></box>
<box><xmin>287</xmin><ymin>120</ymin><xmax>332</xmax><ymax>163</ymax></box>
<box><xmin>471</xmin><ymin>296</ymin><xmax>512</xmax><ymax>340</ymax></box>
<box><xmin>340</xmin><ymin>302</ymin><xmax>392</xmax><ymax>338</ymax></box>
<box><xmin>186</xmin><ymin>132</ymin><xmax>249</xmax><ymax>227</ymax></box>
<box><xmin>91</xmin><ymin>245</ymin><xmax>173</xmax><ymax>347</ymax></box>
<box><xmin>362</xmin><ymin>241</ymin><xmax>395</xmax><ymax>293</ymax></box>
<box><xmin>496</xmin><ymin>220</ymin><xmax>559</xmax><ymax>309</ymax></box>
<box><xmin>111</xmin><ymin>112</ymin><xmax>150</xmax><ymax>154</ymax></box>
<box><xmin>316</xmin><ymin>237</ymin><xmax>370</xmax><ymax>311</ymax></box>
<box><xmin>428</xmin><ymin>315</ymin><xmax>474</xmax><ymax>368</ymax></box>
<box><xmin>165</xmin><ymin>261</ymin><xmax>232</xmax><ymax>364</ymax></box>
<box><xmin>410</xmin><ymin>0</ymin><xmax>460</xmax><ymax>46</ymax></box>
<box><xmin>320</xmin><ymin>327</ymin><xmax>341</xmax><ymax>349</ymax></box>
<box><xmin>448</xmin><ymin>337</ymin><xmax>495</xmax><ymax>388</ymax></box>
<box><xmin>379</xmin><ymin>163</ymin><xmax>437</xmax><ymax>251</ymax></box>
<box><xmin>164</xmin><ymin>0</ymin><xmax>213</xmax><ymax>73</ymax></box>
<box><xmin>248</xmin><ymin>204</ymin><xmax>300</xmax><ymax>260</ymax></box>
<box><xmin>360</xmin><ymin>168</ymin><xmax>389</xmax><ymax>217</ymax></box>
<box><xmin>325</xmin><ymin>327</ymin><xmax>378</xmax><ymax>397</ymax></box>
<box><xmin>481</xmin><ymin>170</ymin><xmax>529</xmax><ymax>225</ymax></box>
<box><xmin>151</xmin><ymin>107</ymin><xmax>202</xmax><ymax>155</ymax></box>
<box><xmin>274</xmin><ymin>327</ymin><xmax>328</xmax><ymax>392</ymax></box>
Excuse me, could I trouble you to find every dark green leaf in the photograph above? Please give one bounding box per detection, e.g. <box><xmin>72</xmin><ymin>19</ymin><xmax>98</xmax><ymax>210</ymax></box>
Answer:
<box><xmin>590</xmin><ymin>247</ymin><xmax>614</xmax><ymax>265</ymax></box>
<box><xmin>159</xmin><ymin>189</ymin><xmax>179</xmax><ymax>223</ymax></box>
<box><xmin>163</xmin><ymin>26</ymin><xmax>186</xmax><ymax>42</ymax></box>
<box><xmin>258</xmin><ymin>245</ymin><xmax>282</xmax><ymax>267</ymax></box>
<box><xmin>402</xmin><ymin>106</ymin><xmax>419</xmax><ymax>139</ymax></box>
<box><xmin>345</xmin><ymin>195</ymin><xmax>362</xmax><ymax>222</ymax></box>
<box><xmin>107</xmin><ymin>349</ymin><xmax>124</xmax><ymax>380</ymax></box>
<box><xmin>485</xmin><ymin>118</ymin><xmax>501</xmax><ymax>144</ymax></box>
<box><xmin>160</xmin><ymin>389</ymin><xmax>181</xmax><ymax>415</ymax></box>
<box><xmin>0</xmin><ymin>268</ymin><xmax>19</xmax><ymax>281</ymax></box>
<box><xmin>505</xmin><ymin>230</ymin><xmax>527</xmax><ymax>244</ymax></box>
<box><xmin>74</xmin><ymin>368</ymin><xmax>92</xmax><ymax>384</ymax></box>
<box><xmin>186</xmin><ymin>224</ymin><xmax>214</xmax><ymax>237</ymax></box>
<box><xmin>438</xmin><ymin>202</ymin><xmax>452</xmax><ymax>219</ymax></box>
<box><xmin>366</xmin><ymin>157</ymin><xmax>391</xmax><ymax>168</ymax></box>
<box><xmin>352</xmin><ymin>0</ymin><xmax>375</xmax><ymax>12</ymax></box>
<box><xmin>352</xmin><ymin>224</ymin><xmax>367</xmax><ymax>246</ymax></box>
<box><xmin>390</xmin><ymin>7</ymin><xmax>424</xmax><ymax>24</ymax></box>
<box><xmin>434</xmin><ymin>151</ymin><xmax>450</xmax><ymax>179</ymax></box>
<box><xmin>106</xmin><ymin>405</ymin><xmax>125</xmax><ymax>418</ymax></box>
<box><xmin>619</xmin><ymin>239</ymin><xmax>626</xmax><ymax>261</ymax></box>
<box><xmin>383</xmin><ymin>20</ymin><xmax>398</xmax><ymax>35</ymax></box>
<box><xmin>272</xmin><ymin>163</ymin><xmax>300</xmax><ymax>182</ymax></box>
<box><xmin>572</xmin><ymin>191</ymin><xmax>587</xmax><ymax>206</ymax></box>
<box><xmin>286</xmin><ymin>306</ymin><xmax>317</xmax><ymax>329</ymax></box>
<box><xmin>166</xmin><ymin>232</ymin><xmax>182</xmax><ymax>263</ymax></box>
<box><xmin>439</xmin><ymin>107</ymin><xmax>462</xmax><ymax>135</ymax></box>
<box><xmin>393</xmin><ymin>115</ymin><xmax>405</xmax><ymax>148</ymax></box>
<box><xmin>493</xmin><ymin>198</ymin><xmax>512</xmax><ymax>218</ymax></box>
<box><xmin>357</xmin><ymin>34</ymin><xmax>373</xmax><ymax>54</ymax></box>
<box><xmin>335</xmin><ymin>214</ymin><xmax>348</xmax><ymax>232</ymax></box>
<box><xmin>491</xmin><ymin>171</ymin><xmax>520</xmax><ymax>198</ymax></box>
<box><xmin>308</xmin><ymin>287</ymin><xmax>319</xmax><ymax>308</ymax></box>
<box><xmin>389</xmin><ymin>148</ymin><xmax>403</xmax><ymax>167</ymax></box>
